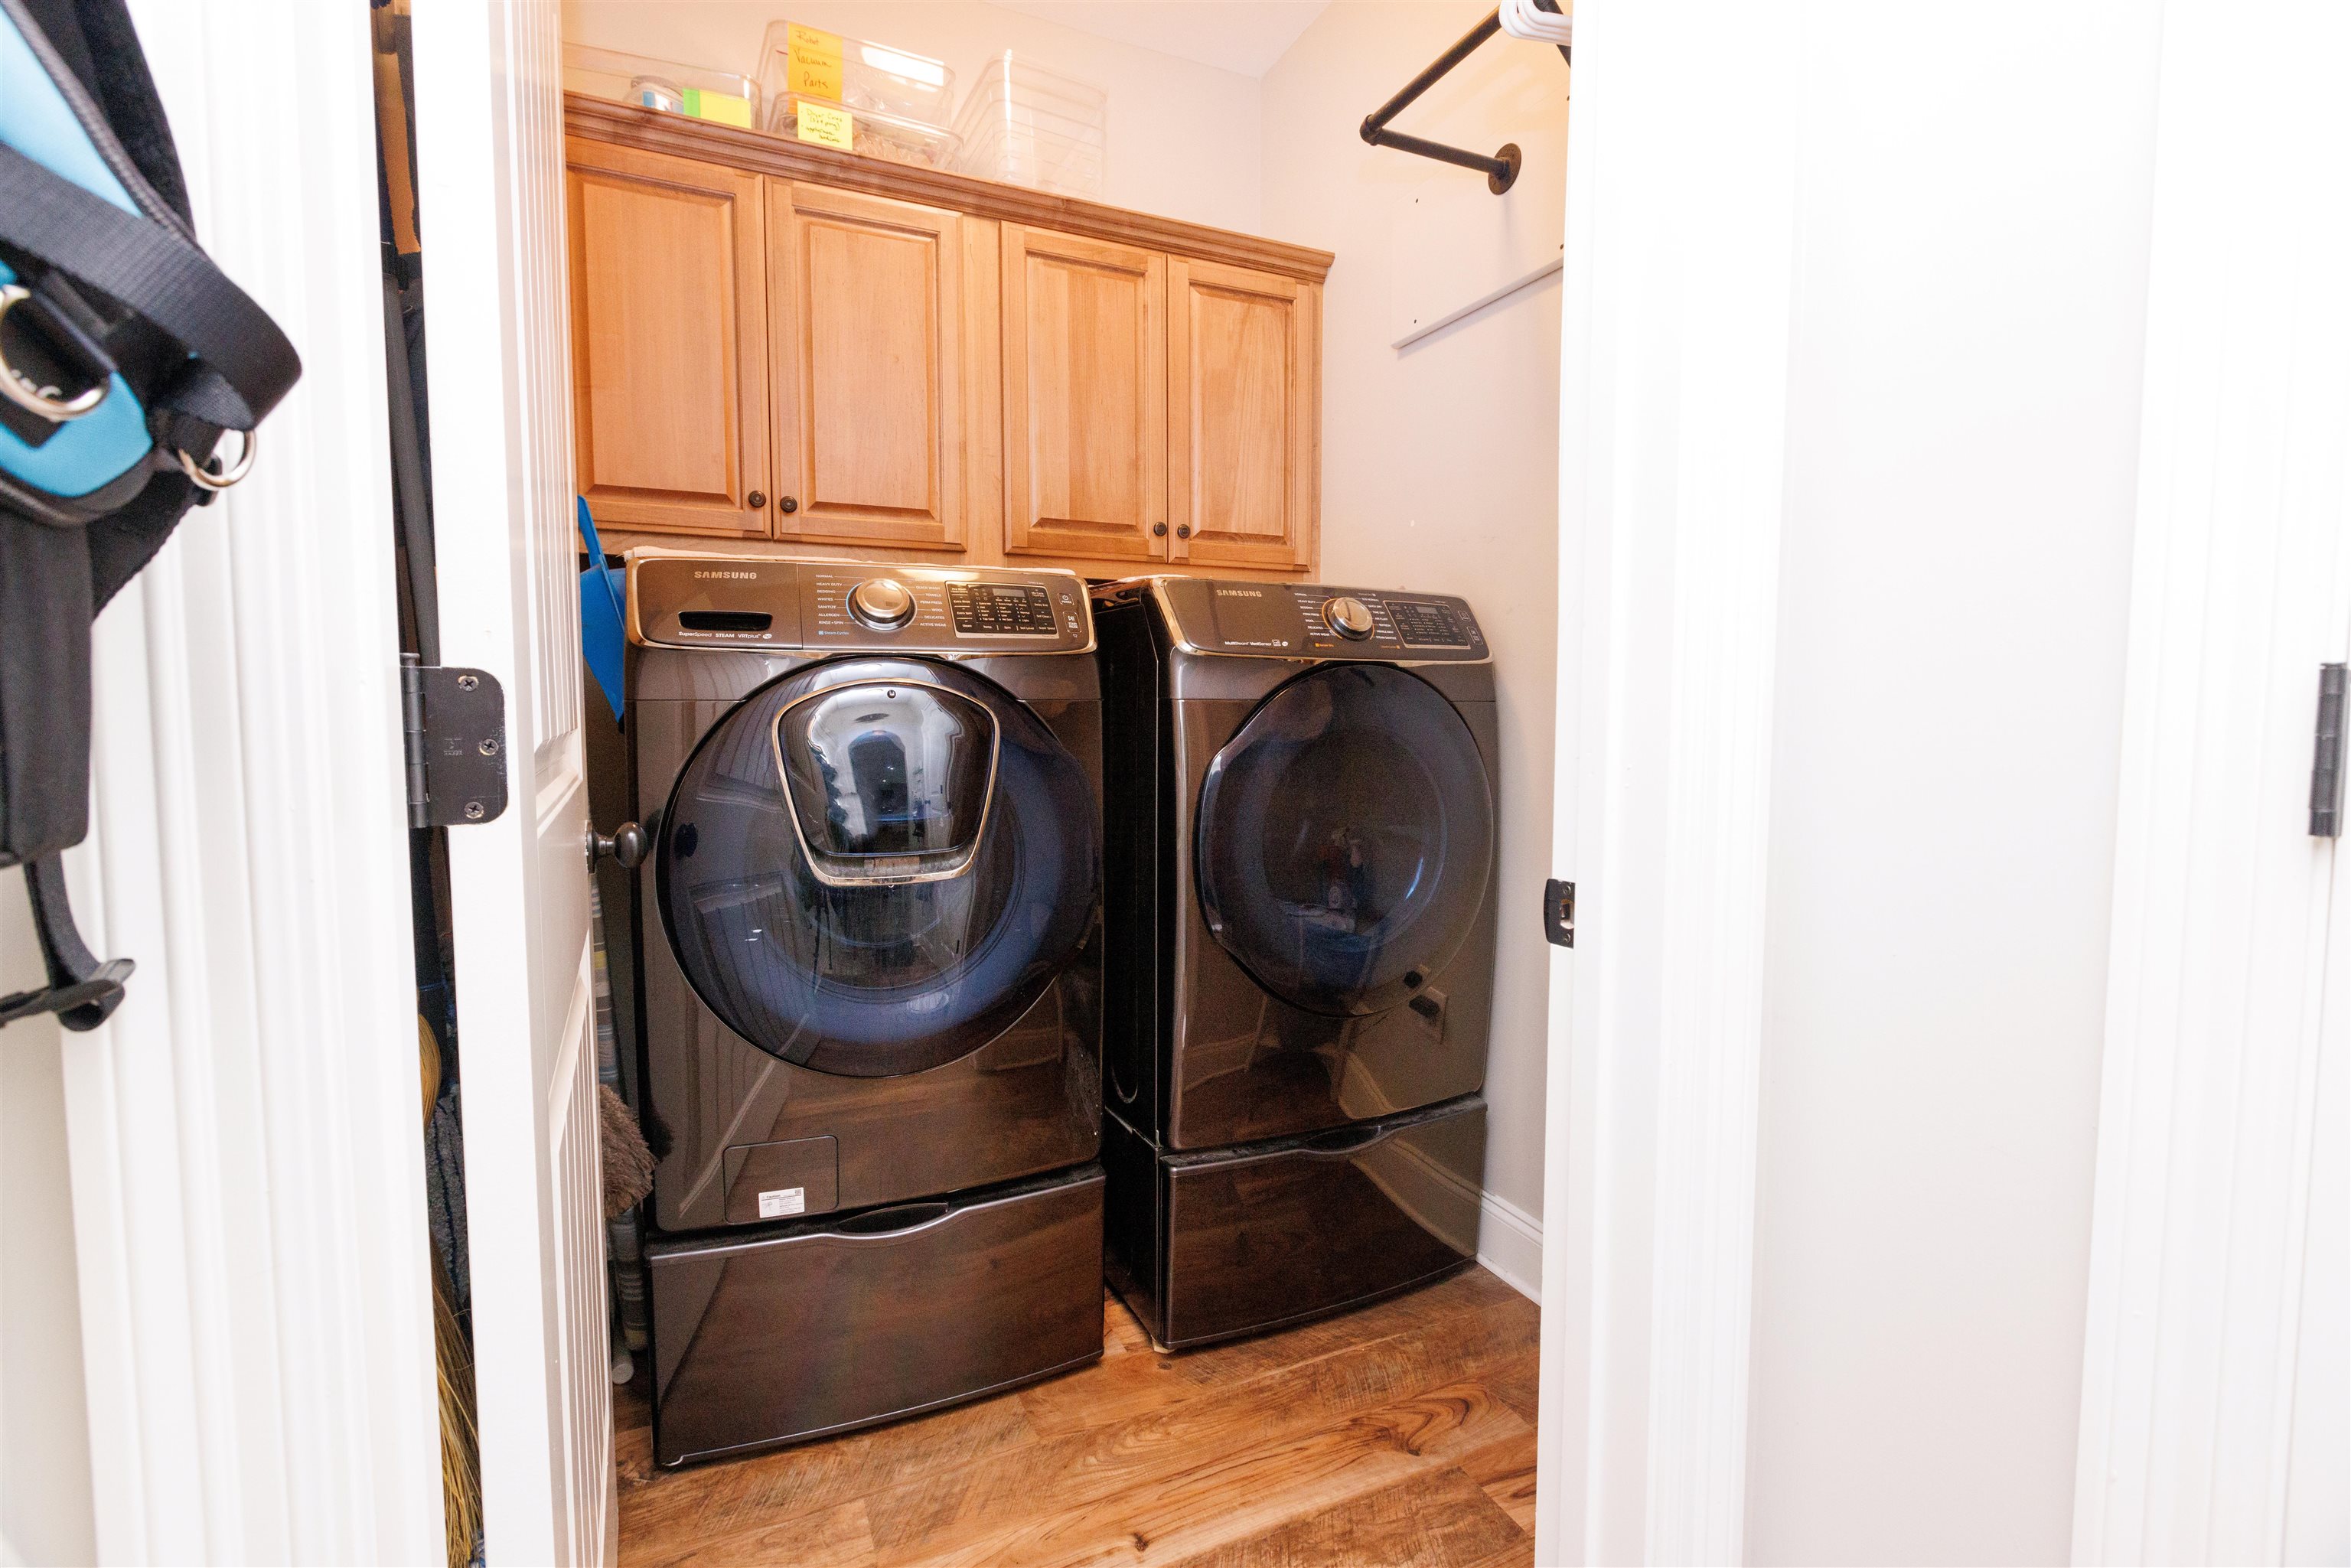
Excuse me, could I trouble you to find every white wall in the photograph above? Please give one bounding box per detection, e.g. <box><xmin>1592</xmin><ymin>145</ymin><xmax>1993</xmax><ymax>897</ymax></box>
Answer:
<box><xmin>1261</xmin><ymin>0</ymin><xmax>1568</xmax><ymax>1285</ymax></box>
<box><xmin>1746</xmin><ymin>5</ymin><xmax>2163</xmax><ymax>1562</ymax></box>
<box><xmin>0</xmin><ymin>867</ymin><xmax>98</xmax><ymax>1567</ymax></box>
<box><xmin>562</xmin><ymin>0</ymin><xmax>1266</xmax><ymax>234</ymax></box>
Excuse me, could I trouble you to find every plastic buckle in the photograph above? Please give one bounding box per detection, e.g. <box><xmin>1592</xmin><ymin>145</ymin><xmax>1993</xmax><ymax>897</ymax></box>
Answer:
<box><xmin>0</xmin><ymin>957</ymin><xmax>134</xmax><ymax>1032</ymax></box>
<box><xmin>1</xmin><ymin>856</ymin><xmax>136</xmax><ymax>1034</ymax></box>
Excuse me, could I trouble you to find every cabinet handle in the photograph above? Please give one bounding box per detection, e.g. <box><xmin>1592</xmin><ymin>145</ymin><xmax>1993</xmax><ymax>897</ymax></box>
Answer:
<box><xmin>1151</xmin><ymin>521</ymin><xmax>1167</xmax><ymax>536</ymax></box>
<box><xmin>779</xmin><ymin>495</ymin><xmax>799</xmax><ymax>514</ymax></box>
<box><xmin>1302</xmin><ymin>1122</ymin><xmax>1391</xmax><ymax>1156</ymax></box>
<box><xmin>1176</xmin><ymin>523</ymin><xmax>1192</xmax><ymax>540</ymax></box>
<box><xmin>830</xmin><ymin>1199</ymin><xmax>951</xmax><ymax>1237</ymax></box>
<box><xmin>746</xmin><ymin>490</ymin><xmax>766</xmax><ymax>510</ymax></box>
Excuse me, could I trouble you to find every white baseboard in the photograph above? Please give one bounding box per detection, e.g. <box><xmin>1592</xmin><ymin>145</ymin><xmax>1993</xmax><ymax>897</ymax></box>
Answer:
<box><xmin>1371</xmin><ymin>1140</ymin><xmax>1544</xmax><ymax>1305</ymax></box>
<box><xmin>1478</xmin><ymin>1191</ymin><xmax>1543</xmax><ymax>1302</ymax></box>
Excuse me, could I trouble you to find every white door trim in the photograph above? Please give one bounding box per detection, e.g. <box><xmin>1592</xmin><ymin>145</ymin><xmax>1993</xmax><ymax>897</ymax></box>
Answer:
<box><xmin>1534</xmin><ymin>4</ymin><xmax>1802</xmax><ymax>1562</ymax></box>
<box><xmin>55</xmin><ymin>3</ymin><xmax>444</xmax><ymax>1561</ymax></box>
<box><xmin>2070</xmin><ymin>5</ymin><xmax>2351</xmax><ymax>1562</ymax></box>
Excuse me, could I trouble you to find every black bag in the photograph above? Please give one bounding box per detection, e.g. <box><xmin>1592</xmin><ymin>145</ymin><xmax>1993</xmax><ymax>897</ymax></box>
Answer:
<box><xmin>0</xmin><ymin>0</ymin><xmax>301</xmax><ymax>1029</ymax></box>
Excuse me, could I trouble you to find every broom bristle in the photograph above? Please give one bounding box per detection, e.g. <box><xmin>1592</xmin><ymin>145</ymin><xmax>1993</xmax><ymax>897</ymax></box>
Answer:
<box><xmin>598</xmin><ymin>1082</ymin><xmax>657</xmax><ymax>1220</ymax></box>
<box><xmin>433</xmin><ymin>1253</ymin><xmax>481</xmax><ymax>1568</ymax></box>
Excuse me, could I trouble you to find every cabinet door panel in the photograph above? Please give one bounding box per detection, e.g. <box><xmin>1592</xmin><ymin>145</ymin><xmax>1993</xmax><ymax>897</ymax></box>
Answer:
<box><xmin>1001</xmin><ymin>226</ymin><xmax>1167</xmax><ymax>564</ymax></box>
<box><xmin>566</xmin><ymin>139</ymin><xmax>767</xmax><ymax>537</ymax></box>
<box><xmin>771</xmin><ymin>182</ymin><xmax>965</xmax><ymax>549</ymax></box>
<box><xmin>1169</xmin><ymin>260</ymin><xmax>1317</xmax><ymax>570</ymax></box>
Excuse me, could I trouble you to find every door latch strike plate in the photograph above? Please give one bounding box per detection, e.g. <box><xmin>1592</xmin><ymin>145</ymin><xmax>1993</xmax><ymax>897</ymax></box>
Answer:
<box><xmin>2314</xmin><ymin>663</ymin><xmax>2345</xmax><ymax>839</ymax></box>
<box><xmin>1543</xmin><ymin>879</ymin><xmax>1576</xmax><ymax>948</ymax></box>
<box><xmin>402</xmin><ymin>658</ymin><xmax>509</xmax><ymax>829</ymax></box>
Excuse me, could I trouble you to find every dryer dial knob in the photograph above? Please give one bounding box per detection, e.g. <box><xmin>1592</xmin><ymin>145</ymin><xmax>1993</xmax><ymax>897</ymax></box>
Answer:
<box><xmin>1323</xmin><ymin>595</ymin><xmax>1377</xmax><ymax>640</ymax></box>
<box><xmin>847</xmin><ymin>578</ymin><xmax>916</xmax><ymax>630</ymax></box>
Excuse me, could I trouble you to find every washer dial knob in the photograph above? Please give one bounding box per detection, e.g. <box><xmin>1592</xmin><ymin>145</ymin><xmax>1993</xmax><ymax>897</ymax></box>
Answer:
<box><xmin>847</xmin><ymin>578</ymin><xmax>916</xmax><ymax>630</ymax></box>
<box><xmin>1323</xmin><ymin>595</ymin><xmax>1377</xmax><ymax>640</ymax></box>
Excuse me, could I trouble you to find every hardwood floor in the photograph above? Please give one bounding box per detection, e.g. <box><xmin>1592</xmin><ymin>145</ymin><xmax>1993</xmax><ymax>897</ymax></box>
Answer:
<box><xmin>615</xmin><ymin>1267</ymin><xmax>1540</xmax><ymax>1567</ymax></box>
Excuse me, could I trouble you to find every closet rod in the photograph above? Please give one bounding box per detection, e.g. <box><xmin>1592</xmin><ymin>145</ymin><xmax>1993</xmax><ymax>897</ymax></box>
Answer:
<box><xmin>1358</xmin><ymin>3</ymin><xmax>1570</xmax><ymax>195</ymax></box>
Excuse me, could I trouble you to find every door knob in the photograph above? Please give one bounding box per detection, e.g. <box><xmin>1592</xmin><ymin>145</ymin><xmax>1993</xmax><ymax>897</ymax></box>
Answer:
<box><xmin>1176</xmin><ymin>523</ymin><xmax>1192</xmax><ymax>540</ymax></box>
<box><xmin>1151</xmin><ymin>521</ymin><xmax>1167</xmax><ymax>536</ymax></box>
<box><xmin>589</xmin><ymin>821</ymin><xmax>647</xmax><ymax>870</ymax></box>
<box><xmin>746</xmin><ymin>490</ymin><xmax>766</xmax><ymax>510</ymax></box>
<box><xmin>779</xmin><ymin>495</ymin><xmax>800</xmax><ymax>513</ymax></box>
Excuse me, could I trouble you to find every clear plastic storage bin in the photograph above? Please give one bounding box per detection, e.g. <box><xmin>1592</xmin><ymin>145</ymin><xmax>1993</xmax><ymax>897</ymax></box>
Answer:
<box><xmin>766</xmin><ymin>91</ymin><xmax>961</xmax><ymax>168</ymax></box>
<box><xmin>752</xmin><ymin>23</ymin><xmax>956</xmax><ymax>128</ymax></box>
<box><xmin>563</xmin><ymin>44</ymin><xmax>759</xmax><ymax>128</ymax></box>
<box><xmin>951</xmin><ymin>53</ymin><xmax>1107</xmax><ymax>197</ymax></box>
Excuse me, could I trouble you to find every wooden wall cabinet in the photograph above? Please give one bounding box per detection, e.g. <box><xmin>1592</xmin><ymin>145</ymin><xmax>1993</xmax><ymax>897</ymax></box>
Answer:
<box><xmin>564</xmin><ymin>100</ymin><xmax>1330</xmax><ymax>577</ymax></box>
<box><xmin>1000</xmin><ymin>224</ymin><xmax>1168</xmax><ymax>567</ymax></box>
<box><xmin>1167</xmin><ymin>258</ymin><xmax>1319</xmax><ymax>571</ymax></box>
<box><xmin>566</xmin><ymin>138</ymin><xmax>768</xmax><ymax>538</ymax></box>
<box><xmin>768</xmin><ymin>182</ymin><xmax>971</xmax><ymax>552</ymax></box>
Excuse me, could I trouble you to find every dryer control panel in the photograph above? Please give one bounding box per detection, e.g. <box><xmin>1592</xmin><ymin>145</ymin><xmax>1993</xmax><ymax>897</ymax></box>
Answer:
<box><xmin>1140</xmin><ymin>576</ymin><xmax>1488</xmax><ymax>662</ymax></box>
<box><xmin>628</xmin><ymin>554</ymin><xmax>1093</xmax><ymax>654</ymax></box>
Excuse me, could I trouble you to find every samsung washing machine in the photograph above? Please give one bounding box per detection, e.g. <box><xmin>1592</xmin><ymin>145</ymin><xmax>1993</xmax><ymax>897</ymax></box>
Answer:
<box><xmin>615</xmin><ymin>552</ymin><xmax>1107</xmax><ymax>1466</ymax></box>
<box><xmin>1091</xmin><ymin>575</ymin><xmax>1498</xmax><ymax>1350</ymax></box>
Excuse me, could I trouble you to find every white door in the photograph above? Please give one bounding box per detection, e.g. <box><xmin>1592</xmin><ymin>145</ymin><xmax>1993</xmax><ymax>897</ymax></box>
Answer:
<box><xmin>2070</xmin><ymin>6</ymin><xmax>2351</xmax><ymax>1558</ymax></box>
<box><xmin>1534</xmin><ymin>6</ymin><xmax>2351</xmax><ymax>1564</ymax></box>
<box><xmin>410</xmin><ymin>4</ymin><xmax>615</xmax><ymax>1563</ymax></box>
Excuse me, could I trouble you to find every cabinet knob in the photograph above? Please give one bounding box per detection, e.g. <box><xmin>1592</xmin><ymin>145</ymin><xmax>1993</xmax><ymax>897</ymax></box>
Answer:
<box><xmin>1151</xmin><ymin>521</ymin><xmax>1167</xmax><ymax>536</ymax></box>
<box><xmin>1176</xmin><ymin>523</ymin><xmax>1193</xmax><ymax>540</ymax></box>
<box><xmin>779</xmin><ymin>495</ymin><xmax>800</xmax><ymax>514</ymax></box>
<box><xmin>746</xmin><ymin>490</ymin><xmax>766</xmax><ymax>510</ymax></box>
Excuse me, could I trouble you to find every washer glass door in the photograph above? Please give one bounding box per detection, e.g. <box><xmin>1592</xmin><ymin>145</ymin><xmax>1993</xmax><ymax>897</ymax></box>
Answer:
<box><xmin>658</xmin><ymin>658</ymin><xmax>1096</xmax><ymax>1077</ymax></box>
<box><xmin>1195</xmin><ymin>663</ymin><xmax>1493</xmax><ymax>1017</ymax></box>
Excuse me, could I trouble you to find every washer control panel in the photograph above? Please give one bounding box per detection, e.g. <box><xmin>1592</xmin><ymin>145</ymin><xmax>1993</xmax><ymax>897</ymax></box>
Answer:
<box><xmin>1142</xmin><ymin>577</ymin><xmax>1487</xmax><ymax>662</ymax></box>
<box><xmin>948</xmin><ymin>581</ymin><xmax>1058</xmax><ymax>637</ymax></box>
<box><xmin>628</xmin><ymin>554</ymin><xmax>1092</xmax><ymax>654</ymax></box>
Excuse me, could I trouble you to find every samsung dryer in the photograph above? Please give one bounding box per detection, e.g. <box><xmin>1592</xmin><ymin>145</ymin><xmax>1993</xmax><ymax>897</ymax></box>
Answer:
<box><xmin>619</xmin><ymin>552</ymin><xmax>1106</xmax><ymax>1465</ymax></box>
<box><xmin>1091</xmin><ymin>575</ymin><xmax>1498</xmax><ymax>1349</ymax></box>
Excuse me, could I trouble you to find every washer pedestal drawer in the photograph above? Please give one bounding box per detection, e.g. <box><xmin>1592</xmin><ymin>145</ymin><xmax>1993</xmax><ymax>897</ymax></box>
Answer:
<box><xmin>648</xmin><ymin>1163</ymin><xmax>1104</xmax><ymax>1467</ymax></box>
<box><xmin>1104</xmin><ymin>1096</ymin><xmax>1485</xmax><ymax>1351</ymax></box>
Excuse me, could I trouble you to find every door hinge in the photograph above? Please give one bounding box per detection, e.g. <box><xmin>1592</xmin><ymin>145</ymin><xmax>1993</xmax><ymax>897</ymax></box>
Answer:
<box><xmin>402</xmin><ymin>657</ymin><xmax>509</xmax><ymax>829</ymax></box>
<box><xmin>2314</xmin><ymin>662</ymin><xmax>2346</xmax><ymax>838</ymax></box>
<box><xmin>1543</xmin><ymin>878</ymin><xmax>1576</xmax><ymax>947</ymax></box>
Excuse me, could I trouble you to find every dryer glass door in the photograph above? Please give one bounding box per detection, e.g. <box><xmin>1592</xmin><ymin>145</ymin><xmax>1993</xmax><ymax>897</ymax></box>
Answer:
<box><xmin>657</xmin><ymin>659</ymin><xmax>1097</xmax><ymax>1077</ymax></box>
<box><xmin>1195</xmin><ymin>664</ymin><xmax>1494</xmax><ymax>1017</ymax></box>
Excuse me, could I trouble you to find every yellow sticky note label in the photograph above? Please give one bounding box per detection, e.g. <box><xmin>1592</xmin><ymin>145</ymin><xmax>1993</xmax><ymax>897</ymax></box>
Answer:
<box><xmin>797</xmin><ymin>100</ymin><xmax>854</xmax><ymax>150</ymax></box>
<box><xmin>786</xmin><ymin>23</ymin><xmax>843</xmax><ymax>100</ymax></box>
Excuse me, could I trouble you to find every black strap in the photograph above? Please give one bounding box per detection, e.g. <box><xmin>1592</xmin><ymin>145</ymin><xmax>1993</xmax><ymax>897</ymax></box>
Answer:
<box><xmin>0</xmin><ymin>854</ymin><xmax>132</xmax><ymax>1031</ymax></box>
<box><xmin>0</xmin><ymin>511</ymin><xmax>93</xmax><ymax>856</ymax></box>
<box><xmin>21</xmin><ymin>0</ymin><xmax>194</xmax><ymax>230</ymax></box>
<box><xmin>0</xmin><ymin>141</ymin><xmax>300</xmax><ymax>430</ymax></box>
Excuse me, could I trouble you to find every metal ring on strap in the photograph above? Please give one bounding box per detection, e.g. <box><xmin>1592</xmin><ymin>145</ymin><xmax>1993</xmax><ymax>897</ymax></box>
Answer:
<box><xmin>0</xmin><ymin>284</ymin><xmax>109</xmax><ymax>422</ymax></box>
<box><xmin>176</xmin><ymin>427</ymin><xmax>256</xmax><ymax>491</ymax></box>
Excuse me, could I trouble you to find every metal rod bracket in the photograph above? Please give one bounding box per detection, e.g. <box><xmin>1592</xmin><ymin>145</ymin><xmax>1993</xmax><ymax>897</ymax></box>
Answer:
<box><xmin>1358</xmin><ymin>8</ymin><xmax>1562</xmax><ymax>194</ymax></box>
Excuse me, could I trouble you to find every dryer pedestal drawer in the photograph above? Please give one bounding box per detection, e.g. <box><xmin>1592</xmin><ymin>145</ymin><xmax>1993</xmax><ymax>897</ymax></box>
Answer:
<box><xmin>647</xmin><ymin>1164</ymin><xmax>1104</xmax><ymax>1467</ymax></box>
<box><xmin>1104</xmin><ymin>1096</ymin><xmax>1485</xmax><ymax>1351</ymax></box>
